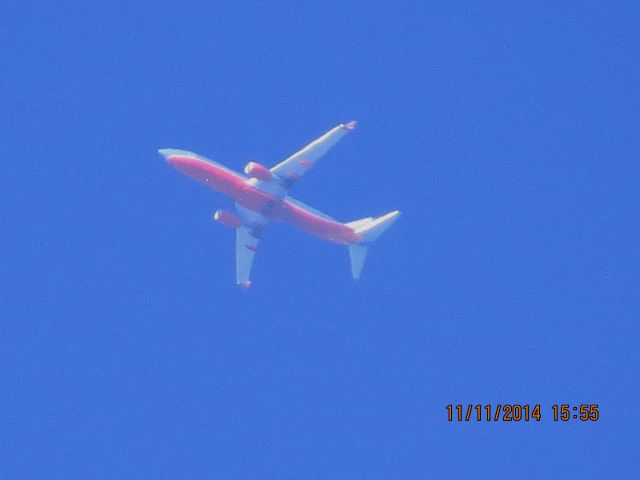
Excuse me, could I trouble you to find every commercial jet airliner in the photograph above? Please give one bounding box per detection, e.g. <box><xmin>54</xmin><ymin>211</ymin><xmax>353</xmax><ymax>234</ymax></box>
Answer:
<box><xmin>159</xmin><ymin>121</ymin><xmax>400</xmax><ymax>287</ymax></box>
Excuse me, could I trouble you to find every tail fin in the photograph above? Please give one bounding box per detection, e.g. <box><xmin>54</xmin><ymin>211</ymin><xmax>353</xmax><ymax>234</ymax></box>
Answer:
<box><xmin>346</xmin><ymin>210</ymin><xmax>401</xmax><ymax>279</ymax></box>
<box><xmin>349</xmin><ymin>244</ymin><xmax>368</xmax><ymax>280</ymax></box>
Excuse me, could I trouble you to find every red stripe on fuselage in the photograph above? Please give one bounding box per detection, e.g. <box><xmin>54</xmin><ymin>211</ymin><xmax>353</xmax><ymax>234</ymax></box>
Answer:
<box><xmin>168</xmin><ymin>155</ymin><xmax>361</xmax><ymax>244</ymax></box>
<box><xmin>283</xmin><ymin>200</ymin><xmax>362</xmax><ymax>245</ymax></box>
<box><xmin>167</xmin><ymin>154</ymin><xmax>288</xmax><ymax>219</ymax></box>
<box><xmin>167</xmin><ymin>155</ymin><xmax>246</xmax><ymax>197</ymax></box>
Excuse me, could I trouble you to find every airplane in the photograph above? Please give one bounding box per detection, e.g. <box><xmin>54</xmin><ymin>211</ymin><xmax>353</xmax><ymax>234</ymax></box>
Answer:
<box><xmin>159</xmin><ymin>121</ymin><xmax>400</xmax><ymax>287</ymax></box>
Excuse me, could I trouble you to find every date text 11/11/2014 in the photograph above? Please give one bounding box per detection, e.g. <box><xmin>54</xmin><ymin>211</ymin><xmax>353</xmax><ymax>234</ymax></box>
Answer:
<box><xmin>446</xmin><ymin>404</ymin><xmax>599</xmax><ymax>422</ymax></box>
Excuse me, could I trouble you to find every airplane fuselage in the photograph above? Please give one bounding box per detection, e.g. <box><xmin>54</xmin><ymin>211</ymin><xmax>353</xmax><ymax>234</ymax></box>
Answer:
<box><xmin>167</xmin><ymin>154</ymin><xmax>362</xmax><ymax>244</ymax></box>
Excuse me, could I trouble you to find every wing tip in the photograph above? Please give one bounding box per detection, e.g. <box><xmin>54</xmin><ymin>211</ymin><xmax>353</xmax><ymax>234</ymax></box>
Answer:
<box><xmin>344</xmin><ymin>120</ymin><xmax>357</xmax><ymax>130</ymax></box>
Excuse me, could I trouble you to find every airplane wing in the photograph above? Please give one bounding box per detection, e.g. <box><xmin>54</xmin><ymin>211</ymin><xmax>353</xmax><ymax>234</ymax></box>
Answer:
<box><xmin>236</xmin><ymin>225</ymin><xmax>260</xmax><ymax>287</ymax></box>
<box><xmin>234</xmin><ymin>204</ymin><xmax>268</xmax><ymax>287</ymax></box>
<box><xmin>270</xmin><ymin>120</ymin><xmax>356</xmax><ymax>188</ymax></box>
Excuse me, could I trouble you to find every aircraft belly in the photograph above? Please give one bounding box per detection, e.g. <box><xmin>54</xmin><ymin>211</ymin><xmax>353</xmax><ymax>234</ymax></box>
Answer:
<box><xmin>234</xmin><ymin>187</ymin><xmax>287</xmax><ymax>221</ymax></box>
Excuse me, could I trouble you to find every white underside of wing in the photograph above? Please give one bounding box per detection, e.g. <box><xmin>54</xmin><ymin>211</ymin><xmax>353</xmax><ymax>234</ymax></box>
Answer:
<box><xmin>236</xmin><ymin>226</ymin><xmax>259</xmax><ymax>286</ymax></box>
<box><xmin>270</xmin><ymin>121</ymin><xmax>356</xmax><ymax>184</ymax></box>
<box><xmin>234</xmin><ymin>204</ymin><xmax>269</xmax><ymax>286</ymax></box>
<box><xmin>235</xmin><ymin>204</ymin><xmax>269</xmax><ymax>227</ymax></box>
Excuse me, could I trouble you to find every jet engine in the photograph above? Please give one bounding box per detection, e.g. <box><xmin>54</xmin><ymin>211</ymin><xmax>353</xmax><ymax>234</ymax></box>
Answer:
<box><xmin>213</xmin><ymin>209</ymin><xmax>243</xmax><ymax>228</ymax></box>
<box><xmin>244</xmin><ymin>162</ymin><xmax>272</xmax><ymax>181</ymax></box>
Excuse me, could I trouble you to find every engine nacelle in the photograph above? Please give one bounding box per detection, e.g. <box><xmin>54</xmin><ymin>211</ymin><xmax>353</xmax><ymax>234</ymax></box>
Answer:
<box><xmin>213</xmin><ymin>209</ymin><xmax>243</xmax><ymax>228</ymax></box>
<box><xmin>244</xmin><ymin>161</ymin><xmax>272</xmax><ymax>181</ymax></box>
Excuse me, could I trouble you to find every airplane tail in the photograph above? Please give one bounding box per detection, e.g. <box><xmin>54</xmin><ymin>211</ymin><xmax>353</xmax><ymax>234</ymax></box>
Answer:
<box><xmin>345</xmin><ymin>210</ymin><xmax>401</xmax><ymax>279</ymax></box>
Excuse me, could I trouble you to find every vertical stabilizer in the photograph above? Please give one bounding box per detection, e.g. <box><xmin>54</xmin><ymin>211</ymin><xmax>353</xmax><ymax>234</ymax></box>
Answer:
<box><xmin>349</xmin><ymin>245</ymin><xmax>368</xmax><ymax>279</ymax></box>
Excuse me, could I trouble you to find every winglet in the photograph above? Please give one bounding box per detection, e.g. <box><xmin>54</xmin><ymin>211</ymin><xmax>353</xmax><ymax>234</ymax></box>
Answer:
<box><xmin>344</xmin><ymin>120</ymin><xmax>357</xmax><ymax>130</ymax></box>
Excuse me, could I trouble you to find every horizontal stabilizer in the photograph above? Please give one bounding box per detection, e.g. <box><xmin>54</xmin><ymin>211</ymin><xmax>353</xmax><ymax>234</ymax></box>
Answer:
<box><xmin>353</xmin><ymin>210</ymin><xmax>401</xmax><ymax>242</ymax></box>
<box><xmin>345</xmin><ymin>217</ymin><xmax>373</xmax><ymax>230</ymax></box>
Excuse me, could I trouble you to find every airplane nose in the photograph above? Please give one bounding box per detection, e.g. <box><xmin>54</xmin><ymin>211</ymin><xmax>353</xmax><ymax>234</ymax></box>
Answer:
<box><xmin>159</xmin><ymin>149</ymin><xmax>185</xmax><ymax>168</ymax></box>
<box><xmin>158</xmin><ymin>149</ymin><xmax>175</xmax><ymax>163</ymax></box>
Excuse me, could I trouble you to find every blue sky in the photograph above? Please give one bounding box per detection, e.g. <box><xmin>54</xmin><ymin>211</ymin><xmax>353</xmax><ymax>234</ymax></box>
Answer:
<box><xmin>2</xmin><ymin>1</ymin><xmax>638</xmax><ymax>478</ymax></box>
